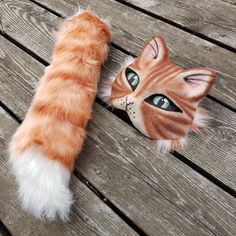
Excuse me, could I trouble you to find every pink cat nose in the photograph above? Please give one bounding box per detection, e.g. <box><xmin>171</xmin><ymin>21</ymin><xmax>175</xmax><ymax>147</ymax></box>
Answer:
<box><xmin>125</xmin><ymin>97</ymin><xmax>134</xmax><ymax>111</ymax></box>
<box><xmin>126</xmin><ymin>97</ymin><xmax>134</xmax><ymax>104</ymax></box>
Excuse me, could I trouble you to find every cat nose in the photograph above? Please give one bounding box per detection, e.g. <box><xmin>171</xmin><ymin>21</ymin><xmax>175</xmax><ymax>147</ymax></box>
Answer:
<box><xmin>126</xmin><ymin>97</ymin><xmax>134</xmax><ymax>105</ymax></box>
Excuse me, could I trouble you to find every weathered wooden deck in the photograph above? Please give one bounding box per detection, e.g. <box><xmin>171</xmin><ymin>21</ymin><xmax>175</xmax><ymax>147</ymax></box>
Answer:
<box><xmin>0</xmin><ymin>0</ymin><xmax>236</xmax><ymax>235</ymax></box>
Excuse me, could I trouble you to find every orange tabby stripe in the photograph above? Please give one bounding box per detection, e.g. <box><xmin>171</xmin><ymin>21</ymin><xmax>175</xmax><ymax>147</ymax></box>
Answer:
<box><xmin>11</xmin><ymin>11</ymin><xmax>111</xmax><ymax>170</ymax></box>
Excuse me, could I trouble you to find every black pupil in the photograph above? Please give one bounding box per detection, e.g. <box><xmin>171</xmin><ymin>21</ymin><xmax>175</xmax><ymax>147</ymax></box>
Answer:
<box><xmin>144</xmin><ymin>94</ymin><xmax>182</xmax><ymax>113</ymax></box>
<box><xmin>129</xmin><ymin>75</ymin><xmax>136</xmax><ymax>83</ymax></box>
<box><xmin>158</xmin><ymin>98</ymin><xmax>165</xmax><ymax>107</ymax></box>
<box><xmin>125</xmin><ymin>68</ymin><xmax>139</xmax><ymax>90</ymax></box>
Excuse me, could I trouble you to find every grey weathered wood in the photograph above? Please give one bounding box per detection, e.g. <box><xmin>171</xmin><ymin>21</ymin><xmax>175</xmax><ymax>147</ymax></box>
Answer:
<box><xmin>0</xmin><ymin>108</ymin><xmax>138</xmax><ymax>236</ymax></box>
<box><xmin>220</xmin><ymin>0</ymin><xmax>236</xmax><ymax>5</ymax></box>
<box><xmin>1</xmin><ymin>36</ymin><xmax>236</xmax><ymax>235</ymax></box>
<box><xmin>1</xmin><ymin>12</ymin><xmax>236</xmax><ymax>193</ymax></box>
<box><xmin>18</xmin><ymin>0</ymin><xmax>236</xmax><ymax>191</ymax></box>
<box><xmin>0</xmin><ymin>221</ymin><xmax>10</xmax><ymax>236</ymax></box>
<box><xmin>34</xmin><ymin>0</ymin><xmax>236</xmax><ymax>48</ymax></box>
<box><xmin>122</xmin><ymin>0</ymin><xmax>236</xmax><ymax>49</ymax></box>
<box><xmin>27</xmin><ymin>0</ymin><xmax>236</xmax><ymax>109</ymax></box>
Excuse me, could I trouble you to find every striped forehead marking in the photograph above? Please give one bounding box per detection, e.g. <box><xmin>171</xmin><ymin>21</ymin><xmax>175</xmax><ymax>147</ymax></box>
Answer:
<box><xmin>134</xmin><ymin>63</ymin><xmax>183</xmax><ymax>97</ymax></box>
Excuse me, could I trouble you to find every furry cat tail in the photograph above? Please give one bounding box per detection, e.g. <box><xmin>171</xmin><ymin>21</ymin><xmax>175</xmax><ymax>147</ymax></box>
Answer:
<box><xmin>9</xmin><ymin>9</ymin><xmax>110</xmax><ymax>220</ymax></box>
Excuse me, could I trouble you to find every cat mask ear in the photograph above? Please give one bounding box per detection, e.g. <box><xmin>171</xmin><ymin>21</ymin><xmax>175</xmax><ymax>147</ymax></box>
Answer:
<box><xmin>178</xmin><ymin>68</ymin><xmax>216</xmax><ymax>100</ymax></box>
<box><xmin>138</xmin><ymin>35</ymin><xmax>170</xmax><ymax>63</ymax></box>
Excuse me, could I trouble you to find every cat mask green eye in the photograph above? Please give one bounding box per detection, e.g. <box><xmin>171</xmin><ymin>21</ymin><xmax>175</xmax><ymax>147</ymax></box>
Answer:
<box><xmin>125</xmin><ymin>68</ymin><xmax>139</xmax><ymax>91</ymax></box>
<box><xmin>144</xmin><ymin>94</ymin><xmax>182</xmax><ymax>112</ymax></box>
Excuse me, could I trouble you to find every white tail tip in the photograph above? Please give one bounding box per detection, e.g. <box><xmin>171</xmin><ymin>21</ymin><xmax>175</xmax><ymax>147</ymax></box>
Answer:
<box><xmin>9</xmin><ymin>146</ymin><xmax>73</xmax><ymax>221</ymax></box>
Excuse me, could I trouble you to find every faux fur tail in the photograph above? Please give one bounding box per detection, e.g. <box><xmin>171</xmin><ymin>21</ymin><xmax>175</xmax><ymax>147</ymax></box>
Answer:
<box><xmin>9</xmin><ymin>8</ymin><xmax>110</xmax><ymax>220</ymax></box>
<box><xmin>9</xmin><ymin>145</ymin><xmax>73</xmax><ymax>221</ymax></box>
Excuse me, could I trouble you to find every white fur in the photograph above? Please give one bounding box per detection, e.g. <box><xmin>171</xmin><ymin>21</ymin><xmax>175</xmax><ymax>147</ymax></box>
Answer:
<box><xmin>192</xmin><ymin>108</ymin><xmax>210</xmax><ymax>130</ymax></box>
<box><xmin>155</xmin><ymin>140</ymin><xmax>171</xmax><ymax>153</ymax></box>
<box><xmin>123</xmin><ymin>55</ymin><xmax>135</xmax><ymax>67</ymax></box>
<box><xmin>77</xmin><ymin>5</ymin><xmax>86</xmax><ymax>15</ymax></box>
<box><xmin>9</xmin><ymin>146</ymin><xmax>73</xmax><ymax>221</ymax></box>
<box><xmin>98</xmin><ymin>56</ymin><xmax>135</xmax><ymax>102</ymax></box>
<box><xmin>155</xmin><ymin>136</ymin><xmax>187</xmax><ymax>153</ymax></box>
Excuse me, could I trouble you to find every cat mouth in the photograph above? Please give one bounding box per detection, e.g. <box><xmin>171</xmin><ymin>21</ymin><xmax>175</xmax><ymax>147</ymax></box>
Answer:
<box><xmin>125</xmin><ymin>97</ymin><xmax>134</xmax><ymax>111</ymax></box>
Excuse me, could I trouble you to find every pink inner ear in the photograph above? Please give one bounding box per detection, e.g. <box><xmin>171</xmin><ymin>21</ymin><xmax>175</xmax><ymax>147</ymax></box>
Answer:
<box><xmin>143</xmin><ymin>39</ymin><xmax>159</xmax><ymax>59</ymax></box>
<box><xmin>184</xmin><ymin>74</ymin><xmax>208</xmax><ymax>88</ymax></box>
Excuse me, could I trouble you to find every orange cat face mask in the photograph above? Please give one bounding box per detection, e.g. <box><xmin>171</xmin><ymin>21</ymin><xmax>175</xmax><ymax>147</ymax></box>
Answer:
<box><xmin>100</xmin><ymin>36</ymin><xmax>216</xmax><ymax>152</ymax></box>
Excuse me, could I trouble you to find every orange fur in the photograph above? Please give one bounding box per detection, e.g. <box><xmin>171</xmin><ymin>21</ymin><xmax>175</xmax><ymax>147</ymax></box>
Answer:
<box><xmin>10</xmin><ymin>11</ymin><xmax>111</xmax><ymax>171</ymax></box>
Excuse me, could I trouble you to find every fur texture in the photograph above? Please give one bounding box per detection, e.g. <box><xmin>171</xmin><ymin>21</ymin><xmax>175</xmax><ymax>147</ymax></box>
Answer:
<box><xmin>191</xmin><ymin>107</ymin><xmax>211</xmax><ymax>133</ymax></box>
<box><xmin>154</xmin><ymin>136</ymin><xmax>187</xmax><ymax>153</ymax></box>
<box><xmin>10</xmin><ymin>147</ymin><xmax>72</xmax><ymax>220</ymax></box>
<box><xmin>9</xmin><ymin>9</ymin><xmax>110</xmax><ymax>220</ymax></box>
<box><xmin>98</xmin><ymin>56</ymin><xmax>134</xmax><ymax>104</ymax></box>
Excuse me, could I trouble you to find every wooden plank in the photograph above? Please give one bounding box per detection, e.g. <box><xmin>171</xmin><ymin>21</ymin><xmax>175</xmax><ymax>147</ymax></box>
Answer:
<box><xmin>121</xmin><ymin>0</ymin><xmax>236</xmax><ymax>49</ymax></box>
<box><xmin>18</xmin><ymin>0</ymin><xmax>236</xmax><ymax>191</ymax></box>
<box><xmin>24</xmin><ymin>0</ymin><xmax>236</xmax><ymax>109</ymax></box>
<box><xmin>0</xmin><ymin>4</ymin><xmax>236</xmax><ymax>191</ymax></box>
<box><xmin>0</xmin><ymin>221</ymin><xmax>11</xmax><ymax>236</ymax></box>
<box><xmin>0</xmin><ymin>108</ymin><xmax>138</xmax><ymax>236</ymax></box>
<box><xmin>220</xmin><ymin>0</ymin><xmax>236</xmax><ymax>5</ymax></box>
<box><xmin>33</xmin><ymin>0</ymin><xmax>236</xmax><ymax>49</ymax></box>
<box><xmin>1</xmin><ymin>36</ymin><xmax>236</xmax><ymax>235</ymax></box>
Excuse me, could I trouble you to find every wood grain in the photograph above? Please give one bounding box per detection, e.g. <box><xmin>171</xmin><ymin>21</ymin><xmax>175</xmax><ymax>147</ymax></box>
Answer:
<box><xmin>0</xmin><ymin>221</ymin><xmax>11</xmax><ymax>236</ymax></box>
<box><xmin>122</xmin><ymin>0</ymin><xmax>236</xmax><ymax>49</ymax></box>
<box><xmin>27</xmin><ymin>0</ymin><xmax>236</xmax><ymax>109</ymax></box>
<box><xmin>1</xmin><ymin>12</ymin><xmax>236</xmax><ymax>192</ymax></box>
<box><xmin>0</xmin><ymin>109</ymin><xmax>138</xmax><ymax>236</ymax></box>
<box><xmin>1</xmin><ymin>35</ymin><xmax>236</xmax><ymax>235</ymax></box>
<box><xmin>220</xmin><ymin>0</ymin><xmax>236</xmax><ymax>5</ymax></box>
<box><xmin>18</xmin><ymin>0</ymin><xmax>236</xmax><ymax>191</ymax></box>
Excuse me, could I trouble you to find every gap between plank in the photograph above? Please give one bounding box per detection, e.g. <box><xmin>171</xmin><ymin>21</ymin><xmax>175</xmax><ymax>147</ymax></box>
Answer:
<box><xmin>30</xmin><ymin>0</ymin><xmax>64</xmax><ymax>18</ymax></box>
<box><xmin>0</xmin><ymin>220</ymin><xmax>12</xmax><ymax>236</ymax></box>
<box><xmin>1</xmin><ymin>0</ymin><xmax>236</xmax><ymax>202</ymax></box>
<box><xmin>207</xmin><ymin>94</ymin><xmax>236</xmax><ymax>113</ymax></box>
<box><xmin>0</xmin><ymin>101</ymin><xmax>21</xmax><ymax>123</ymax></box>
<box><xmin>24</xmin><ymin>0</ymin><xmax>236</xmax><ymax>113</ymax></box>
<box><xmin>28</xmin><ymin>0</ymin><xmax>236</xmax><ymax>54</ymax></box>
<box><xmin>74</xmin><ymin>170</ymin><xmax>147</xmax><ymax>236</ymax></box>
<box><xmin>99</xmin><ymin>90</ymin><xmax>236</xmax><ymax>199</ymax></box>
<box><xmin>96</xmin><ymin>98</ymin><xmax>236</xmax><ymax>199</ymax></box>
<box><xmin>111</xmin><ymin>43</ymin><xmax>236</xmax><ymax>113</ymax></box>
<box><xmin>114</xmin><ymin>0</ymin><xmax>236</xmax><ymax>53</ymax></box>
<box><xmin>0</xmin><ymin>92</ymin><xmax>236</xmax><ymax>203</ymax></box>
<box><xmin>2</xmin><ymin>28</ymin><xmax>234</xmax><ymax>114</ymax></box>
<box><xmin>0</xmin><ymin>32</ymin><xmax>48</xmax><ymax>67</ymax></box>
<box><xmin>172</xmin><ymin>152</ymin><xmax>236</xmax><ymax>198</ymax></box>
<box><xmin>1</xmin><ymin>30</ymin><xmax>236</xmax><ymax>200</ymax></box>
<box><xmin>0</xmin><ymin>103</ymin><xmax>146</xmax><ymax>236</ymax></box>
